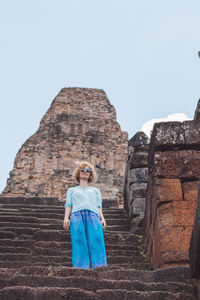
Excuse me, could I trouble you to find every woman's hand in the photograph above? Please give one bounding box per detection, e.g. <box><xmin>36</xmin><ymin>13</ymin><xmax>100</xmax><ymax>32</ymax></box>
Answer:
<box><xmin>101</xmin><ymin>218</ymin><xmax>106</xmax><ymax>230</ymax></box>
<box><xmin>63</xmin><ymin>217</ymin><xmax>70</xmax><ymax>230</ymax></box>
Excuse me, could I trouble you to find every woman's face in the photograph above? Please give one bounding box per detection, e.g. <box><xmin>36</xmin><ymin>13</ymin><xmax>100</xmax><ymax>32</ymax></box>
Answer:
<box><xmin>79</xmin><ymin>166</ymin><xmax>91</xmax><ymax>182</ymax></box>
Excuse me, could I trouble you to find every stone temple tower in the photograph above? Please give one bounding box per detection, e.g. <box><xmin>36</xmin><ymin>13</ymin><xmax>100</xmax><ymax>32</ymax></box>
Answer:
<box><xmin>1</xmin><ymin>87</ymin><xmax>128</xmax><ymax>207</ymax></box>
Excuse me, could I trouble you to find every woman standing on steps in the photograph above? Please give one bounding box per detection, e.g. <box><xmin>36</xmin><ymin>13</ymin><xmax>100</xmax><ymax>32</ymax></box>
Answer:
<box><xmin>63</xmin><ymin>161</ymin><xmax>107</xmax><ymax>269</ymax></box>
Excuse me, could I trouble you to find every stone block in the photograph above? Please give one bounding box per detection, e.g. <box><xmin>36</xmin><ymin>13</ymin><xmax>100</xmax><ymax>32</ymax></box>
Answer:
<box><xmin>182</xmin><ymin>181</ymin><xmax>199</xmax><ymax>202</ymax></box>
<box><xmin>130</xmin><ymin>152</ymin><xmax>148</xmax><ymax>169</ymax></box>
<box><xmin>129</xmin><ymin>131</ymin><xmax>150</xmax><ymax>147</ymax></box>
<box><xmin>152</xmin><ymin>217</ymin><xmax>193</xmax><ymax>268</ymax></box>
<box><xmin>129</xmin><ymin>168</ymin><xmax>148</xmax><ymax>183</ymax></box>
<box><xmin>150</xmin><ymin>120</ymin><xmax>200</xmax><ymax>149</ymax></box>
<box><xmin>157</xmin><ymin>200</ymin><xmax>196</xmax><ymax>227</ymax></box>
<box><xmin>153</xmin><ymin>150</ymin><xmax>200</xmax><ymax>179</ymax></box>
<box><xmin>130</xmin><ymin>198</ymin><xmax>146</xmax><ymax>217</ymax></box>
<box><xmin>150</xmin><ymin>121</ymin><xmax>185</xmax><ymax>148</ymax></box>
<box><xmin>130</xmin><ymin>182</ymin><xmax>147</xmax><ymax>200</ymax></box>
<box><xmin>184</xmin><ymin>120</ymin><xmax>200</xmax><ymax>145</ymax></box>
<box><xmin>130</xmin><ymin>215</ymin><xmax>143</xmax><ymax>234</ymax></box>
<box><xmin>154</xmin><ymin>178</ymin><xmax>183</xmax><ymax>203</ymax></box>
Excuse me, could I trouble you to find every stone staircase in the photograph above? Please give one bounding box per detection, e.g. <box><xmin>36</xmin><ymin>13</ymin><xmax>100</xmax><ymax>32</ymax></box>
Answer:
<box><xmin>0</xmin><ymin>197</ymin><xmax>196</xmax><ymax>299</ymax></box>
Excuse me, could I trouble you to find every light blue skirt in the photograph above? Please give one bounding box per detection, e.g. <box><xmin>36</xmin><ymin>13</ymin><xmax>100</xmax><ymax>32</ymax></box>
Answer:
<box><xmin>69</xmin><ymin>209</ymin><xmax>107</xmax><ymax>269</ymax></box>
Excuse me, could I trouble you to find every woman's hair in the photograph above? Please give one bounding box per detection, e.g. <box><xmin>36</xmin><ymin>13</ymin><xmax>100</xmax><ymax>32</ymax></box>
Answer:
<box><xmin>72</xmin><ymin>161</ymin><xmax>97</xmax><ymax>184</ymax></box>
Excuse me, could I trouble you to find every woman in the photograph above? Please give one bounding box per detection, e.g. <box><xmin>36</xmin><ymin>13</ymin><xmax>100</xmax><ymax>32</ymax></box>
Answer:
<box><xmin>63</xmin><ymin>161</ymin><xmax>107</xmax><ymax>269</ymax></box>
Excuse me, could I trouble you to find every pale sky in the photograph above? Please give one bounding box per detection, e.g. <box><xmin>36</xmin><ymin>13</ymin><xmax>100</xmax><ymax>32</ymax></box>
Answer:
<box><xmin>0</xmin><ymin>0</ymin><xmax>200</xmax><ymax>193</ymax></box>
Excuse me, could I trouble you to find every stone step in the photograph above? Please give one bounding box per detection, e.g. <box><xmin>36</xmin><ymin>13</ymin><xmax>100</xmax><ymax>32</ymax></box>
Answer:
<box><xmin>0</xmin><ymin>260</ymin><xmax>152</xmax><ymax>270</ymax></box>
<box><xmin>0</xmin><ymin>209</ymin><xmax>128</xmax><ymax>218</ymax></box>
<box><xmin>0</xmin><ymin>211</ymin><xmax>129</xmax><ymax>222</ymax></box>
<box><xmin>0</xmin><ymin>196</ymin><xmax>120</xmax><ymax>209</ymax></box>
<box><xmin>0</xmin><ymin>224</ymin><xmax>130</xmax><ymax>235</ymax></box>
<box><xmin>2</xmin><ymin>200</ymin><xmax>194</xmax><ymax>298</ymax></box>
<box><xmin>0</xmin><ymin>286</ymin><xmax>98</xmax><ymax>300</ymax></box>
<box><xmin>0</xmin><ymin>229</ymin><xmax>139</xmax><ymax>245</ymax></box>
<box><xmin>34</xmin><ymin>229</ymin><xmax>139</xmax><ymax>243</ymax></box>
<box><xmin>0</xmin><ymin>286</ymin><xmax>194</xmax><ymax>300</ymax></box>
<box><xmin>0</xmin><ymin>197</ymin><xmax>110</xmax><ymax>205</ymax></box>
<box><xmin>0</xmin><ymin>239</ymin><xmax>139</xmax><ymax>251</ymax></box>
<box><xmin>0</xmin><ymin>216</ymin><xmax>130</xmax><ymax>225</ymax></box>
<box><xmin>0</xmin><ymin>273</ymin><xmax>194</xmax><ymax>295</ymax></box>
<box><xmin>0</xmin><ymin>210</ymin><xmax>128</xmax><ymax>220</ymax></box>
<box><xmin>0</xmin><ymin>231</ymin><xmax>16</xmax><ymax>240</ymax></box>
<box><xmin>96</xmin><ymin>289</ymin><xmax>193</xmax><ymax>300</ymax></box>
<box><xmin>0</xmin><ymin>253</ymin><xmax>145</xmax><ymax>264</ymax></box>
<box><xmin>0</xmin><ymin>197</ymin><xmax>59</xmax><ymax>205</ymax></box>
<box><xmin>0</xmin><ymin>204</ymin><xmax>127</xmax><ymax>214</ymax></box>
<box><xmin>0</xmin><ymin>246</ymin><xmax>142</xmax><ymax>258</ymax></box>
<box><xmin>5</xmin><ymin>265</ymin><xmax>192</xmax><ymax>283</ymax></box>
<box><xmin>97</xmin><ymin>265</ymin><xmax>193</xmax><ymax>283</ymax></box>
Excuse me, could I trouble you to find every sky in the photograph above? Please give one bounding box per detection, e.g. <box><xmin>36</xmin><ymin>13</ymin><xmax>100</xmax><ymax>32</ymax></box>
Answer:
<box><xmin>0</xmin><ymin>0</ymin><xmax>200</xmax><ymax>193</ymax></box>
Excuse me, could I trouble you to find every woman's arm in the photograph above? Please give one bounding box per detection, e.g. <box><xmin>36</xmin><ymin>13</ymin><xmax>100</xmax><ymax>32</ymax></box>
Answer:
<box><xmin>98</xmin><ymin>207</ymin><xmax>105</xmax><ymax>220</ymax></box>
<box><xmin>64</xmin><ymin>206</ymin><xmax>72</xmax><ymax>219</ymax></box>
<box><xmin>98</xmin><ymin>208</ymin><xmax>106</xmax><ymax>229</ymax></box>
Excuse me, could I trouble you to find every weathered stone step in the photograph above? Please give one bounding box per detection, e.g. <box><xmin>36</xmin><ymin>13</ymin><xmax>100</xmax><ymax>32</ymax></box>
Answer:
<box><xmin>11</xmin><ymin>265</ymin><xmax>192</xmax><ymax>283</ymax></box>
<box><xmin>0</xmin><ymin>229</ymin><xmax>139</xmax><ymax>245</ymax></box>
<box><xmin>33</xmin><ymin>230</ymin><xmax>138</xmax><ymax>243</ymax></box>
<box><xmin>96</xmin><ymin>289</ymin><xmax>193</xmax><ymax>300</ymax></box>
<box><xmin>0</xmin><ymin>196</ymin><xmax>120</xmax><ymax>208</ymax></box>
<box><xmin>0</xmin><ymin>211</ymin><xmax>129</xmax><ymax>221</ymax></box>
<box><xmin>0</xmin><ymin>239</ymin><xmax>139</xmax><ymax>251</ymax></box>
<box><xmin>98</xmin><ymin>265</ymin><xmax>192</xmax><ymax>283</ymax></box>
<box><xmin>0</xmin><ymin>286</ymin><xmax>193</xmax><ymax>300</ymax></box>
<box><xmin>0</xmin><ymin>274</ymin><xmax>194</xmax><ymax>295</ymax></box>
<box><xmin>0</xmin><ymin>239</ymin><xmax>35</xmax><ymax>247</ymax></box>
<box><xmin>0</xmin><ymin>203</ymin><xmax>127</xmax><ymax>213</ymax></box>
<box><xmin>0</xmin><ymin>246</ymin><xmax>31</xmax><ymax>254</ymax></box>
<box><xmin>1</xmin><ymin>227</ymin><xmax>37</xmax><ymax>236</ymax></box>
<box><xmin>0</xmin><ymin>286</ymin><xmax>97</xmax><ymax>300</ymax></box>
<box><xmin>0</xmin><ymin>253</ymin><xmax>145</xmax><ymax>264</ymax></box>
<box><xmin>0</xmin><ymin>224</ymin><xmax>130</xmax><ymax>235</ymax></box>
<box><xmin>0</xmin><ymin>216</ymin><xmax>129</xmax><ymax>225</ymax></box>
<box><xmin>0</xmin><ymin>216</ymin><xmax>58</xmax><ymax>223</ymax></box>
<box><xmin>0</xmin><ymin>210</ymin><xmax>128</xmax><ymax>220</ymax></box>
<box><xmin>0</xmin><ymin>196</ymin><xmax>124</xmax><ymax>210</ymax></box>
<box><xmin>108</xmin><ymin>262</ymin><xmax>153</xmax><ymax>270</ymax></box>
<box><xmin>0</xmin><ymin>260</ymin><xmax>151</xmax><ymax>270</ymax></box>
<box><xmin>0</xmin><ymin>231</ymin><xmax>16</xmax><ymax>239</ymax></box>
<box><xmin>0</xmin><ymin>246</ymin><xmax>142</xmax><ymax>258</ymax></box>
<box><xmin>0</xmin><ymin>197</ymin><xmax>59</xmax><ymax>205</ymax></box>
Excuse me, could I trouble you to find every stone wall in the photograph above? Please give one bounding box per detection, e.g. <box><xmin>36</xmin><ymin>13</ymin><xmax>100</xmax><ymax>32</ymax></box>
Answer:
<box><xmin>123</xmin><ymin>132</ymin><xmax>149</xmax><ymax>234</ymax></box>
<box><xmin>189</xmin><ymin>178</ymin><xmax>200</xmax><ymax>279</ymax></box>
<box><xmin>189</xmin><ymin>99</ymin><xmax>200</xmax><ymax>297</ymax></box>
<box><xmin>143</xmin><ymin>120</ymin><xmax>200</xmax><ymax>269</ymax></box>
<box><xmin>1</xmin><ymin>87</ymin><xmax>128</xmax><ymax>206</ymax></box>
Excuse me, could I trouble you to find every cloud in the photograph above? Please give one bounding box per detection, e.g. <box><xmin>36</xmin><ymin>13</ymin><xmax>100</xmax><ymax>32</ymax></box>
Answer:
<box><xmin>141</xmin><ymin>113</ymin><xmax>192</xmax><ymax>138</ymax></box>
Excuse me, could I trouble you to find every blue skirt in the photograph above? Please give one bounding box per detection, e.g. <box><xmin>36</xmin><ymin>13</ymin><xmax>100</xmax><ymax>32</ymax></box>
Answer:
<box><xmin>69</xmin><ymin>209</ymin><xmax>107</xmax><ymax>269</ymax></box>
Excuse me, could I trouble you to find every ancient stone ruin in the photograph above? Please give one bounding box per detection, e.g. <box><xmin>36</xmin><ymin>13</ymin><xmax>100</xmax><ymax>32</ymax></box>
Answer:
<box><xmin>143</xmin><ymin>118</ymin><xmax>200</xmax><ymax>269</ymax></box>
<box><xmin>0</xmin><ymin>87</ymin><xmax>198</xmax><ymax>299</ymax></box>
<box><xmin>123</xmin><ymin>131</ymin><xmax>150</xmax><ymax>234</ymax></box>
<box><xmin>1</xmin><ymin>88</ymin><xmax>128</xmax><ymax>207</ymax></box>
